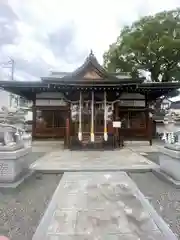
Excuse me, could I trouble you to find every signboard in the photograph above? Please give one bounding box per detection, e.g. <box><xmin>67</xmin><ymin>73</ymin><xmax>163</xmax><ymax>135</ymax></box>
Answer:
<box><xmin>36</xmin><ymin>99</ymin><xmax>67</xmax><ymax>106</ymax></box>
<box><xmin>113</xmin><ymin>121</ymin><xmax>122</xmax><ymax>128</ymax></box>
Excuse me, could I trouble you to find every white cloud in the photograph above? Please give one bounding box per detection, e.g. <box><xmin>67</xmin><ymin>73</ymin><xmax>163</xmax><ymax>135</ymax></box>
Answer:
<box><xmin>14</xmin><ymin>70</ymin><xmax>39</xmax><ymax>81</ymax></box>
<box><xmin>1</xmin><ymin>0</ymin><xmax>180</xmax><ymax>79</ymax></box>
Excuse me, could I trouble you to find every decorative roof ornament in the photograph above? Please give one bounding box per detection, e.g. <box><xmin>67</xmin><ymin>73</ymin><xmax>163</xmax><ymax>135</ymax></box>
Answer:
<box><xmin>90</xmin><ymin>49</ymin><xmax>94</xmax><ymax>56</ymax></box>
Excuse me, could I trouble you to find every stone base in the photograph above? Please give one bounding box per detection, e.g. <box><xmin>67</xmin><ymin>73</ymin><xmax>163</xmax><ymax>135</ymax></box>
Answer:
<box><xmin>70</xmin><ymin>136</ymin><xmax>115</xmax><ymax>150</ymax></box>
<box><xmin>159</xmin><ymin>146</ymin><xmax>180</xmax><ymax>181</ymax></box>
<box><xmin>153</xmin><ymin>168</ymin><xmax>180</xmax><ymax>188</ymax></box>
<box><xmin>0</xmin><ymin>170</ymin><xmax>34</xmax><ymax>188</ymax></box>
<box><xmin>0</xmin><ymin>147</ymin><xmax>32</xmax><ymax>183</ymax></box>
<box><xmin>0</xmin><ymin>143</ymin><xmax>24</xmax><ymax>152</ymax></box>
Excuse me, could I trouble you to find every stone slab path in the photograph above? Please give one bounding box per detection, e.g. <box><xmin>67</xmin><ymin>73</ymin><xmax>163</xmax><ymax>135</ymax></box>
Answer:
<box><xmin>32</xmin><ymin>141</ymin><xmax>64</xmax><ymax>153</ymax></box>
<box><xmin>32</xmin><ymin>172</ymin><xmax>177</xmax><ymax>240</ymax></box>
<box><xmin>30</xmin><ymin>148</ymin><xmax>159</xmax><ymax>172</ymax></box>
<box><xmin>126</xmin><ymin>142</ymin><xmax>163</xmax><ymax>153</ymax></box>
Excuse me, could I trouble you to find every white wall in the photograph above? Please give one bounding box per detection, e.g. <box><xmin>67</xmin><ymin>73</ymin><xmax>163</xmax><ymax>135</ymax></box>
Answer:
<box><xmin>0</xmin><ymin>89</ymin><xmax>10</xmax><ymax>108</ymax></box>
<box><xmin>0</xmin><ymin>89</ymin><xmax>30</xmax><ymax>109</ymax></box>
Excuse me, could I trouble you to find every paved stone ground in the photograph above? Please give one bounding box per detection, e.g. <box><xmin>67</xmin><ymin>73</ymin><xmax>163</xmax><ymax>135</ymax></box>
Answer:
<box><xmin>129</xmin><ymin>172</ymin><xmax>180</xmax><ymax>239</ymax></box>
<box><xmin>126</xmin><ymin>143</ymin><xmax>162</xmax><ymax>153</ymax></box>
<box><xmin>0</xmin><ymin>173</ymin><xmax>62</xmax><ymax>240</ymax></box>
<box><xmin>2</xmin><ymin>170</ymin><xmax>180</xmax><ymax>240</ymax></box>
<box><xmin>1</xmin><ymin>142</ymin><xmax>180</xmax><ymax>239</ymax></box>
<box><xmin>32</xmin><ymin>141</ymin><xmax>64</xmax><ymax>153</ymax></box>
<box><xmin>30</xmin><ymin>148</ymin><xmax>158</xmax><ymax>172</ymax></box>
<box><xmin>33</xmin><ymin>172</ymin><xmax>176</xmax><ymax>240</ymax></box>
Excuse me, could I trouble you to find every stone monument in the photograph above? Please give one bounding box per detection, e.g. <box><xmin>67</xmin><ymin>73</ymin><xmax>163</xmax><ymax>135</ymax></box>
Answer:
<box><xmin>0</xmin><ymin>107</ymin><xmax>32</xmax><ymax>184</ymax></box>
<box><xmin>158</xmin><ymin>111</ymin><xmax>180</xmax><ymax>185</ymax></box>
<box><xmin>161</xmin><ymin>113</ymin><xmax>175</xmax><ymax>144</ymax></box>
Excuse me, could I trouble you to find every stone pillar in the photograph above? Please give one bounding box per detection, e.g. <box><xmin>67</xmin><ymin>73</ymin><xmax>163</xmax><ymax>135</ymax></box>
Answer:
<box><xmin>104</xmin><ymin>91</ymin><xmax>108</xmax><ymax>141</ymax></box>
<box><xmin>90</xmin><ymin>91</ymin><xmax>94</xmax><ymax>142</ymax></box>
<box><xmin>78</xmin><ymin>91</ymin><xmax>82</xmax><ymax>141</ymax></box>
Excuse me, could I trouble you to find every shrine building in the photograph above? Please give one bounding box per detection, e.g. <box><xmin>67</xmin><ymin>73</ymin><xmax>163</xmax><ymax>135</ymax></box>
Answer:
<box><xmin>0</xmin><ymin>51</ymin><xmax>180</xmax><ymax>149</ymax></box>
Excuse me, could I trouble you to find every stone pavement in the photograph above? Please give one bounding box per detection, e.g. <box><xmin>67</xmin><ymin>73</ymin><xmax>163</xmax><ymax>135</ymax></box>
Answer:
<box><xmin>30</xmin><ymin>148</ymin><xmax>159</xmax><ymax>173</ymax></box>
<box><xmin>125</xmin><ymin>141</ymin><xmax>163</xmax><ymax>153</ymax></box>
<box><xmin>32</xmin><ymin>141</ymin><xmax>64</xmax><ymax>153</ymax></box>
<box><xmin>32</xmin><ymin>172</ymin><xmax>177</xmax><ymax>240</ymax></box>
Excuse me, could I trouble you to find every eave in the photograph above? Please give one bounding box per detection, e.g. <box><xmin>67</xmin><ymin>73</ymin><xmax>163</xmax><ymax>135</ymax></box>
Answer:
<box><xmin>41</xmin><ymin>77</ymin><xmax>143</xmax><ymax>85</ymax></box>
<box><xmin>0</xmin><ymin>81</ymin><xmax>46</xmax><ymax>100</ymax></box>
<box><xmin>0</xmin><ymin>80</ymin><xmax>180</xmax><ymax>101</ymax></box>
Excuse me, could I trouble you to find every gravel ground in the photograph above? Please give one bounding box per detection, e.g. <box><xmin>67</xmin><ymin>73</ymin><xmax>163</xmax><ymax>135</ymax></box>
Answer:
<box><xmin>0</xmin><ymin>173</ymin><xmax>62</xmax><ymax>240</ymax></box>
<box><xmin>129</xmin><ymin>172</ymin><xmax>180</xmax><ymax>239</ymax></box>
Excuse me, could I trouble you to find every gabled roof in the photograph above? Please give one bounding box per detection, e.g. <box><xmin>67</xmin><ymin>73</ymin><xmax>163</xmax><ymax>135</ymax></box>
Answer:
<box><xmin>1</xmin><ymin>51</ymin><xmax>180</xmax><ymax>100</ymax></box>
<box><xmin>69</xmin><ymin>50</ymin><xmax>107</xmax><ymax>78</ymax></box>
<box><xmin>41</xmin><ymin>51</ymin><xmax>144</xmax><ymax>84</ymax></box>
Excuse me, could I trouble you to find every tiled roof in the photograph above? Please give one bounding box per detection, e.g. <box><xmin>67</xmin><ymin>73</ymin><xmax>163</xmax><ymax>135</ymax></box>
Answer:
<box><xmin>41</xmin><ymin>51</ymin><xmax>144</xmax><ymax>83</ymax></box>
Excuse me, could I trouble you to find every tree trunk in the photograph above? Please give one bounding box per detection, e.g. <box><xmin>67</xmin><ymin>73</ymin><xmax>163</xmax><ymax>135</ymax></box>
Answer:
<box><xmin>162</xmin><ymin>70</ymin><xmax>171</xmax><ymax>82</ymax></box>
<box><xmin>150</xmin><ymin>71</ymin><xmax>160</xmax><ymax>82</ymax></box>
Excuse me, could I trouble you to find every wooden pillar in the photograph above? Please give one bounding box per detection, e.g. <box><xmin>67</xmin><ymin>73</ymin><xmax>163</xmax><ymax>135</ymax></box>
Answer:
<box><xmin>64</xmin><ymin>118</ymin><xmax>70</xmax><ymax>148</ymax></box>
<box><xmin>32</xmin><ymin>97</ymin><xmax>36</xmax><ymax>141</ymax></box>
<box><xmin>90</xmin><ymin>91</ymin><xmax>94</xmax><ymax>142</ymax></box>
<box><xmin>67</xmin><ymin>103</ymin><xmax>71</xmax><ymax>148</ymax></box>
<box><xmin>146</xmin><ymin>94</ymin><xmax>152</xmax><ymax>146</ymax></box>
<box><xmin>148</xmin><ymin>117</ymin><xmax>153</xmax><ymax>146</ymax></box>
<box><xmin>78</xmin><ymin>91</ymin><xmax>82</xmax><ymax>141</ymax></box>
<box><xmin>104</xmin><ymin>91</ymin><xmax>108</xmax><ymax>141</ymax></box>
<box><xmin>115</xmin><ymin>103</ymin><xmax>119</xmax><ymax>147</ymax></box>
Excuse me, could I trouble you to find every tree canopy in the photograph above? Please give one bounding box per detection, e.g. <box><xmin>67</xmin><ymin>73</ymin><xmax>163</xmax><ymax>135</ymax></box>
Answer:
<box><xmin>103</xmin><ymin>8</ymin><xmax>180</xmax><ymax>82</ymax></box>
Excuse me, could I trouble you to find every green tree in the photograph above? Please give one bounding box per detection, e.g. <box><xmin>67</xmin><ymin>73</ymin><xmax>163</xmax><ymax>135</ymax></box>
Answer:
<box><xmin>103</xmin><ymin>8</ymin><xmax>180</xmax><ymax>82</ymax></box>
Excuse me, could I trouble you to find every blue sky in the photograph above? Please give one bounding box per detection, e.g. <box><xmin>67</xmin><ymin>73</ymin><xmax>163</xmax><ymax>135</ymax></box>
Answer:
<box><xmin>0</xmin><ymin>0</ymin><xmax>180</xmax><ymax>86</ymax></box>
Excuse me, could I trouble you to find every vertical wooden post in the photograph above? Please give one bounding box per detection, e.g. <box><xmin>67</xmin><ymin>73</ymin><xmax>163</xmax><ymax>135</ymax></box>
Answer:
<box><xmin>104</xmin><ymin>91</ymin><xmax>108</xmax><ymax>141</ymax></box>
<box><xmin>149</xmin><ymin>118</ymin><xmax>153</xmax><ymax>146</ymax></box>
<box><xmin>78</xmin><ymin>91</ymin><xmax>82</xmax><ymax>141</ymax></box>
<box><xmin>90</xmin><ymin>91</ymin><xmax>94</xmax><ymax>142</ymax></box>
<box><xmin>68</xmin><ymin>104</ymin><xmax>71</xmax><ymax>148</ymax></box>
<box><xmin>146</xmin><ymin>94</ymin><xmax>152</xmax><ymax>146</ymax></box>
<box><xmin>32</xmin><ymin>97</ymin><xmax>36</xmax><ymax>141</ymax></box>
<box><xmin>65</xmin><ymin>118</ymin><xmax>70</xmax><ymax>148</ymax></box>
<box><xmin>115</xmin><ymin>103</ymin><xmax>119</xmax><ymax>147</ymax></box>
